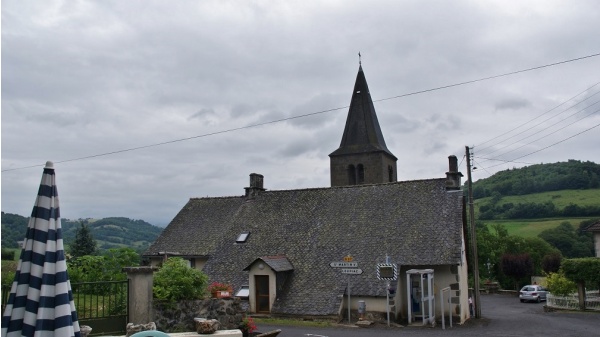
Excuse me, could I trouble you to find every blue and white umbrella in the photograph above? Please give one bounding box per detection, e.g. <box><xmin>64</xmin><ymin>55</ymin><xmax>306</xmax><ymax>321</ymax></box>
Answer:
<box><xmin>2</xmin><ymin>161</ymin><xmax>81</xmax><ymax>337</ymax></box>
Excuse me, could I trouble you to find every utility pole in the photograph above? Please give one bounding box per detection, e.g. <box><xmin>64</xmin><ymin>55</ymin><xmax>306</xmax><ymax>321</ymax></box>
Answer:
<box><xmin>465</xmin><ymin>146</ymin><xmax>482</xmax><ymax>318</ymax></box>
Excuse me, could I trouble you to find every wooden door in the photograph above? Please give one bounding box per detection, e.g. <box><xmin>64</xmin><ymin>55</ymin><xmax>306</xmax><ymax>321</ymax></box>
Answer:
<box><xmin>255</xmin><ymin>275</ymin><xmax>270</xmax><ymax>313</ymax></box>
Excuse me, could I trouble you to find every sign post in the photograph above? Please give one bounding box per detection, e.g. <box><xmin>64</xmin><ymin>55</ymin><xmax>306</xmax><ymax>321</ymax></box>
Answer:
<box><xmin>330</xmin><ymin>255</ymin><xmax>361</xmax><ymax>324</ymax></box>
<box><xmin>377</xmin><ymin>257</ymin><xmax>398</xmax><ymax>327</ymax></box>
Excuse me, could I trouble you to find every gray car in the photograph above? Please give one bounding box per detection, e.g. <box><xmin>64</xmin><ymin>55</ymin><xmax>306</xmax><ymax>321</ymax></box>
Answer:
<box><xmin>519</xmin><ymin>285</ymin><xmax>547</xmax><ymax>302</ymax></box>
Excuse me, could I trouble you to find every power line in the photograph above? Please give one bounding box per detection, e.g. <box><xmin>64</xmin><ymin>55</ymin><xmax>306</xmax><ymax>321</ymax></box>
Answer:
<box><xmin>476</xmin><ymin>82</ymin><xmax>600</xmax><ymax>154</ymax></box>
<box><xmin>3</xmin><ymin>52</ymin><xmax>600</xmax><ymax>173</ymax></box>
<box><xmin>483</xmin><ymin>122</ymin><xmax>600</xmax><ymax>170</ymax></box>
<box><xmin>478</xmin><ymin>102</ymin><xmax>600</xmax><ymax>161</ymax></box>
<box><xmin>1</xmin><ymin>105</ymin><xmax>349</xmax><ymax>172</ymax></box>
<box><xmin>374</xmin><ymin>53</ymin><xmax>600</xmax><ymax>103</ymax></box>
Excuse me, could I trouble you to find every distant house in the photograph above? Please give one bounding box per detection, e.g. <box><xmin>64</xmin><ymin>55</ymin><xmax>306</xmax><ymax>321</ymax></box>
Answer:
<box><xmin>585</xmin><ymin>220</ymin><xmax>600</xmax><ymax>257</ymax></box>
<box><xmin>144</xmin><ymin>65</ymin><xmax>469</xmax><ymax>323</ymax></box>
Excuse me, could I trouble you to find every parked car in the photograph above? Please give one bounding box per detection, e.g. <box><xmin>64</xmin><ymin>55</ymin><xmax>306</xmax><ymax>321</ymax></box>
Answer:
<box><xmin>520</xmin><ymin>285</ymin><xmax>547</xmax><ymax>303</ymax></box>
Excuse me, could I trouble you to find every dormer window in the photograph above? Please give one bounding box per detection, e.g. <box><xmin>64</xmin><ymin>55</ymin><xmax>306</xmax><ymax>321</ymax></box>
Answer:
<box><xmin>236</xmin><ymin>232</ymin><xmax>250</xmax><ymax>243</ymax></box>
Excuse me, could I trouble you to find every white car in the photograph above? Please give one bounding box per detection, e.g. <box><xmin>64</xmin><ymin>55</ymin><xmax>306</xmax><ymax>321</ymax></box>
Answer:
<box><xmin>519</xmin><ymin>285</ymin><xmax>547</xmax><ymax>303</ymax></box>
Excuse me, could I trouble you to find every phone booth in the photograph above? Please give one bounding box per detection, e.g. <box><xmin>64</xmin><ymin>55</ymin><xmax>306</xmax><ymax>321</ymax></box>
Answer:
<box><xmin>406</xmin><ymin>269</ymin><xmax>435</xmax><ymax>326</ymax></box>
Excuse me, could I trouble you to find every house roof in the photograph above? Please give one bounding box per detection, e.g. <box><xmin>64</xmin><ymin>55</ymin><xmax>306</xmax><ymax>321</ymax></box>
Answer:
<box><xmin>144</xmin><ymin>178</ymin><xmax>464</xmax><ymax>316</ymax></box>
<box><xmin>329</xmin><ymin>65</ymin><xmax>396</xmax><ymax>159</ymax></box>
<box><xmin>244</xmin><ymin>255</ymin><xmax>294</xmax><ymax>272</ymax></box>
<box><xmin>585</xmin><ymin>220</ymin><xmax>600</xmax><ymax>232</ymax></box>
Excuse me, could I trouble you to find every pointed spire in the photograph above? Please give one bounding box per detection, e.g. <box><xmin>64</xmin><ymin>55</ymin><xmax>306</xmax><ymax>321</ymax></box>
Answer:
<box><xmin>329</xmin><ymin>65</ymin><xmax>396</xmax><ymax>159</ymax></box>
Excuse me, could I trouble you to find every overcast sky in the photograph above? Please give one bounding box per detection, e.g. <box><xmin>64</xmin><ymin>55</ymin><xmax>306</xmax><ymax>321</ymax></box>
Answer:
<box><xmin>2</xmin><ymin>1</ymin><xmax>599</xmax><ymax>227</ymax></box>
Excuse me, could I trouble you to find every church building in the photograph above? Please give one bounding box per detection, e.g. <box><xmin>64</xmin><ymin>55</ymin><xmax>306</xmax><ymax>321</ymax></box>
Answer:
<box><xmin>144</xmin><ymin>64</ymin><xmax>470</xmax><ymax>324</ymax></box>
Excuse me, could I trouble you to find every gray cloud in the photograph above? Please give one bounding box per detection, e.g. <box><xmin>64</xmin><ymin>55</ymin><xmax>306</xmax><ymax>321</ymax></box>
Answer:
<box><xmin>2</xmin><ymin>0</ymin><xmax>599</xmax><ymax>226</ymax></box>
<box><xmin>495</xmin><ymin>98</ymin><xmax>532</xmax><ymax>111</ymax></box>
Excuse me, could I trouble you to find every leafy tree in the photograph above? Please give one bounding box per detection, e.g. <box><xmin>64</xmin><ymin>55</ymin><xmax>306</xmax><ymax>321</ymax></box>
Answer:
<box><xmin>70</xmin><ymin>221</ymin><xmax>98</xmax><ymax>258</ymax></box>
<box><xmin>68</xmin><ymin>247</ymin><xmax>140</xmax><ymax>285</ymax></box>
<box><xmin>473</xmin><ymin>223</ymin><xmax>552</xmax><ymax>288</ymax></box>
<box><xmin>562</xmin><ymin>258</ymin><xmax>600</xmax><ymax>310</ymax></box>
<box><xmin>153</xmin><ymin>257</ymin><xmax>208</xmax><ymax>302</ymax></box>
<box><xmin>102</xmin><ymin>247</ymin><xmax>140</xmax><ymax>272</ymax></box>
<box><xmin>68</xmin><ymin>255</ymin><xmax>106</xmax><ymax>284</ymax></box>
<box><xmin>538</xmin><ymin>221</ymin><xmax>594</xmax><ymax>258</ymax></box>
<box><xmin>500</xmin><ymin>253</ymin><xmax>533</xmax><ymax>290</ymax></box>
<box><xmin>1</xmin><ymin>212</ymin><xmax>29</xmax><ymax>248</ymax></box>
<box><xmin>520</xmin><ymin>237</ymin><xmax>560</xmax><ymax>276</ymax></box>
<box><xmin>541</xmin><ymin>252</ymin><xmax>562</xmax><ymax>274</ymax></box>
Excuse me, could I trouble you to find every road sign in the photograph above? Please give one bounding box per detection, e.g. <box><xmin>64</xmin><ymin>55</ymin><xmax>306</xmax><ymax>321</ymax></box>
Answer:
<box><xmin>330</xmin><ymin>262</ymin><xmax>358</xmax><ymax>268</ymax></box>
<box><xmin>343</xmin><ymin>255</ymin><xmax>353</xmax><ymax>262</ymax></box>
<box><xmin>341</xmin><ymin>268</ymin><xmax>363</xmax><ymax>275</ymax></box>
<box><xmin>377</xmin><ymin>263</ymin><xmax>398</xmax><ymax>280</ymax></box>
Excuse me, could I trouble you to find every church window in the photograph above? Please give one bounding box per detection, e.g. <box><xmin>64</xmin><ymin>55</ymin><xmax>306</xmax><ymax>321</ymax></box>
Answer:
<box><xmin>388</xmin><ymin>165</ymin><xmax>394</xmax><ymax>182</ymax></box>
<box><xmin>357</xmin><ymin>164</ymin><xmax>365</xmax><ymax>183</ymax></box>
<box><xmin>347</xmin><ymin>165</ymin><xmax>356</xmax><ymax>185</ymax></box>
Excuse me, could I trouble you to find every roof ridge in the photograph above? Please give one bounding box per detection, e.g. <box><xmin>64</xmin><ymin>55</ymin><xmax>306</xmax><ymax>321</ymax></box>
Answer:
<box><xmin>190</xmin><ymin>177</ymin><xmax>449</xmax><ymax>200</ymax></box>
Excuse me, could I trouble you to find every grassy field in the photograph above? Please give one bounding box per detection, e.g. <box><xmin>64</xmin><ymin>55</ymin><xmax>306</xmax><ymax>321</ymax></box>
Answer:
<box><xmin>482</xmin><ymin>218</ymin><xmax>591</xmax><ymax>238</ymax></box>
<box><xmin>475</xmin><ymin>188</ymin><xmax>600</xmax><ymax>211</ymax></box>
<box><xmin>475</xmin><ymin>188</ymin><xmax>599</xmax><ymax>237</ymax></box>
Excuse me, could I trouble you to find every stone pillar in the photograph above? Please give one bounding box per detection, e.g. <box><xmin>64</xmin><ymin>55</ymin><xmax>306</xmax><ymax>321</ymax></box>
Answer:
<box><xmin>123</xmin><ymin>266</ymin><xmax>157</xmax><ymax>324</ymax></box>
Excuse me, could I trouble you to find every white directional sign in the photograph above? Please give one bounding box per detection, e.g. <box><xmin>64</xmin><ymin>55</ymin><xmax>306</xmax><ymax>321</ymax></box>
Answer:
<box><xmin>341</xmin><ymin>268</ymin><xmax>363</xmax><ymax>275</ymax></box>
<box><xmin>330</xmin><ymin>262</ymin><xmax>358</xmax><ymax>268</ymax></box>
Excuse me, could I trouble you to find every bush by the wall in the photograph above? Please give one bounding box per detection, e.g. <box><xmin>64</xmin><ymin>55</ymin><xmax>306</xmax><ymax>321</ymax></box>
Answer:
<box><xmin>153</xmin><ymin>257</ymin><xmax>208</xmax><ymax>302</ymax></box>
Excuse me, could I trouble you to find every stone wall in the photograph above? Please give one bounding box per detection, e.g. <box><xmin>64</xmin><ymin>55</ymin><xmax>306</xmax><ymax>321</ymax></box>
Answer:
<box><xmin>153</xmin><ymin>298</ymin><xmax>246</xmax><ymax>332</ymax></box>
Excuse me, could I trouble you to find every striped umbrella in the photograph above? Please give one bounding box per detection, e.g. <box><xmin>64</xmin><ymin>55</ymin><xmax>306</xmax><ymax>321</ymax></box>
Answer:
<box><xmin>2</xmin><ymin>161</ymin><xmax>81</xmax><ymax>337</ymax></box>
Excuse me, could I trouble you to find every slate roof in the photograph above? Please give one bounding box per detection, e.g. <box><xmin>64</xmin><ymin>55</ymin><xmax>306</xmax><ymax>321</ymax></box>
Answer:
<box><xmin>329</xmin><ymin>65</ymin><xmax>396</xmax><ymax>159</ymax></box>
<box><xmin>145</xmin><ymin>178</ymin><xmax>464</xmax><ymax>316</ymax></box>
<box><xmin>244</xmin><ymin>256</ymin><xmax>294</xmax><ymax>272</ymax></box>
<box><xmin>585</xmin><ymin>220</ymin><xmax>600</xmax><ymax>232</ymax></box>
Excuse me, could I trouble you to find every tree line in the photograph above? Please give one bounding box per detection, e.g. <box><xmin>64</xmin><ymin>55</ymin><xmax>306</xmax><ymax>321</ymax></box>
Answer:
<box><xmin>472</xmin><ymin>159</ymin><xmax>600</xmax><ymax>198</ymax></box>
<box><xmin>479</xmin><ymin>199</ymin><xmax>600</xmax><ymax>220</ymax></box>
<box><xmin>471</xmin><ymin>218</ymin><xmax>596</xmax><ymax>292</ymax></box>
<box><xmin>1</xmin><ymin>212</ymin><xmax>163</xmax><ymax>250</ymax></box>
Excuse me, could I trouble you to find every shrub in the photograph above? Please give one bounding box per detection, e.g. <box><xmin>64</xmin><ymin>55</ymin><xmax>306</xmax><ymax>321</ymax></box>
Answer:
<box><xmin>153</xmin><ymin>257</ymin><xmax>208</xmax><ymax>302</ymax></box>
<box><xmin>1</xmin><ymin>261</ymin><xmax>18</xmax><ymax>288</ymax></box>
<box><xmin>1</xmin><ymin>248</ymin><xmax>15</xmax><ymax>261</ymax></box>
<box><xmin>545</xmin><ymin>272</ymin><xmax>577</xmax><ymax>296</ymax></box>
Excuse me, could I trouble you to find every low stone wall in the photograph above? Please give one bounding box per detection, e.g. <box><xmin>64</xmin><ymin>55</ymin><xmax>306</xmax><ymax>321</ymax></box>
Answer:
<box><xmin>153</xmin><ymin>298</ymin><xmax>246</xmax><ymax>332</ymax></box>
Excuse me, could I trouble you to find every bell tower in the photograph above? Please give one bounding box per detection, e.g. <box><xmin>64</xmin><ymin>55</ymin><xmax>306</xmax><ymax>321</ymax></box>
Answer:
<box><xmin>329</xmin><ymin>64</ymin><xmax>397</xmax><ymax>187</ymax></box>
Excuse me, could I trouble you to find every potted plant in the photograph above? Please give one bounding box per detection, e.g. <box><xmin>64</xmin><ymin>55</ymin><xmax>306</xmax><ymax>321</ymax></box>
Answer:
<box><xmin>239</xmin><ymin>317</ymin><xmax>257</xmax><ymax>337</ymax></box>
<box><xmin>207</xmin><ymin>281</ymin><xmax>233</xmax><ymax>298</ymax></box>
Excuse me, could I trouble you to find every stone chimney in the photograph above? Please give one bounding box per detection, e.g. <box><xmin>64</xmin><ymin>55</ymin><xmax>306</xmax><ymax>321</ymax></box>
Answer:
<box><xmin>244</xmin><ymin>173</ymin><xmax>266</xmax><ymax>198</ymax></box>
<box><xmin>445</xmin><ymin>155</ymin><xmax>463</xmax><ymax>190</ymax></box>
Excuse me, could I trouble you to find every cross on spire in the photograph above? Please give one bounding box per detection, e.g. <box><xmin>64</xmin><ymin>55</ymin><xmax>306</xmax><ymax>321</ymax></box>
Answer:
<box><xmin>358</xmin><ymin>52</ymin><xmax>362</xmax><ymax>65</ymax></box>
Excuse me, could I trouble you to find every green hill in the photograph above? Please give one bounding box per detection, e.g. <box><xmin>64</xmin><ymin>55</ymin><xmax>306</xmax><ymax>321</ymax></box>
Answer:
<box><xmin>469</xmin><ymin>160</ymin><xmax>599</xmax><ymax>245</ymax></box>
<box><xmin>1</xmin><ymin>213</ymin><xmax>162</xmax><ymax>252</ymax></box>
<box><xmin>472</xmin><ymin>159</ymin><xmax>600</xmax><ymax>198</ymax></box>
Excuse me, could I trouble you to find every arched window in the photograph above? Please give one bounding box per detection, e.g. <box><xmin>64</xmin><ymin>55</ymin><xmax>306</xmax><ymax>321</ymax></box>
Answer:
<box><xmin>388</xmin><ymin>165</ymin><xmax>394</xmax><ymax>182</ymax></box>
<box><xmin>357</xmin><ymin>164</ymin><xmax>365</xmax><ymax>183</ymax></box>
<box><xmin>347</xmin><ymin>165</ymin><xmax>356</xmax><ymax>185</ymax></box>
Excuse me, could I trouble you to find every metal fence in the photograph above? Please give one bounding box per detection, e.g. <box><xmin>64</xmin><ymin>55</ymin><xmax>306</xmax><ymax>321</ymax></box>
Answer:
<box><xmin>71</xmin><ymin>280</ymin><xmax>129</xmax><ymax>336</ymax></box>
<box><xmin>547</xmin><ymin>290</ymin><xmax>600</xmax><ymax>311</ymax></box>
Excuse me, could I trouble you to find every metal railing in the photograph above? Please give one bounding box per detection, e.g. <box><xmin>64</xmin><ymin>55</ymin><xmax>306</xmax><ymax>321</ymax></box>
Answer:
<box><xmin>547</xmin><ymin>290</ymin><xmax>600</xmax><ymax>311</ymax></box>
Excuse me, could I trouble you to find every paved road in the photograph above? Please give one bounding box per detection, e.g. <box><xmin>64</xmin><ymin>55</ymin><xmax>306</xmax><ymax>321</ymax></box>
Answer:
<box><xmin>255</xmin><ymin>294</ymin><xmax>599</xmax><ymax>337</ymax></box>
